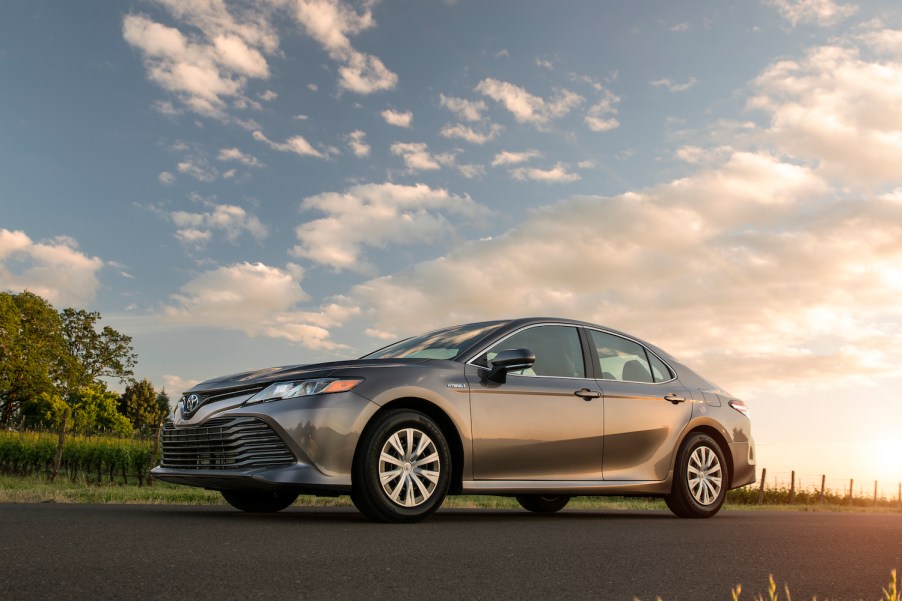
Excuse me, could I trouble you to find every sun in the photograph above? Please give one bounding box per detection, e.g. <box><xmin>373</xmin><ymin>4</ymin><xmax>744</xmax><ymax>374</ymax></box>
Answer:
<box><xmin>871</xmin><ymin>438</ymin><xmax>902</xmax><ymax>483</ymax></box>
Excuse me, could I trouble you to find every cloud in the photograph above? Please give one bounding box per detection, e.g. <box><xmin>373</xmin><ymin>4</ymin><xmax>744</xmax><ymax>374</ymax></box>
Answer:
<box><xmin>161</xmin><ymin>374</ymin><xmax>201</xmax><ymax>396</ymax></box>
<box><xmin>510</xmin><ymin>163</ymin><xmax>580</xmax><ymax>183</ymax></box>
<box><xmin>125</xmin><ymin>0</ymin><xmax>396</xmax><ymax>118</ymax></box>
<box><xmin>169</xmin><ymin>203</ymin><xmax>268</xmax><ymax>248</ymax></box>
<box><xmin>162</xmin><ymin>261</ymin><xmax>346</xmax><ymax>349</ymax></box>
<box><xmin>345</xmin><ymin>149</ymin><xmax>902</xmax><ymax>390</ymax></box>
<box><xmin>439</xmin><ymin>122</ymin><xmax>502</xmax><ymax>145</ymax></box>
<box><xmin>456</xmin><ymin>164</ymin><xmax>486</xmax><ymax>179</ymax></box>
<box><xmin>217</xmin><ymin>147</ymin><xmax>263</xmax><ymax>167</ymax></box>
<box><xmin>439</xmin><ymin>94</ymin><xmax>487</xmax><ymax>122</ymax></box>
<box><xmin>346</xmin><ymin>130</ymin><xmax>370</xmax><ymax>157</ymax></box>
<box><xmin>177</xmin><ymin>160</ymin><xmax>218</xmax><ymax>182</ymax></box>
<box><xmin>856</xmin><ymin>28</ymin><xmax>902</xmax><ymax>56</ymax></box>
<box><xmin>763</xmin><ymin>0</ymin><xmax>858</xmax><ymax>27</ymax></box>
<box><xmin>158</xmin><ymin>171</ymin><xmax>176</xmax><ymax>185</ymax></box>
<box><xmin>669</xmin><ymin>22</ymin><xmax>690</xmax><ymax>32</ymax></box>
<box><xmin>748</xmin><ymin>37</ymin><xmax>902</xmax><ymax>185</ymax></box>
<box><xmin>0</xmin><ymin>229</ymin><xmax>104</xmax><ymax>307</ymax></box>
<box><xmin>122</xmin><ymin>6</ymin><xmax>277</xmax><ymax>119</ymax></box>
<box><xmin>311</xmin><ymin>27</ymin><xmax>902</xmax><ymax>392</ymax></box>
<box><xmin>291</xmin><ymin>182</ymin><xmax>487</xmax><ymax>272</ymax></box>
<box><xmin>253</xmin><ymin>130</ymin><xmax>324</xmax><ymax>158</ymax></box>
<box><xmin>381</xmin><ymin>109</ymin><xmax>413</xmax><ymax>128</ymax></box>
<box><xmin>650</xmin><ymin>77</ymin><xmax>699</xmax><ymax>93</ymax></box>
<box><xmin>535</xmin><ymin>57</ymin><xmax>554</xmax><ymax>70</ymax></box>
<box><xmin>491</xmin><ymin>150</ymin><xmax>541</xmax><ymax>166</ymax></box>
<box><xmin>293</xmin><ymin>0</ymin><xmax>397</xmax><ymax>94</ymax></box>
<box><xmin>476</xmin><ymin>78</ymin><xmax>584</xmax><ymax>125</ymax></box>
<box><xmin>390</xmin><ymin>142</ymin><xmax>455</xmax><ymax>172</ymax></box>
<box><xmin>585</xmin><ymin>89</ymin><xmax>621</xmax><ymax>132</ymax></box>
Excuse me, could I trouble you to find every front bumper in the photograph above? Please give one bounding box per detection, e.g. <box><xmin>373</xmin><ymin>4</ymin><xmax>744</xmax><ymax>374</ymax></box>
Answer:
<box><xmin>151</xmin><ymin>464</ymin><xmax>351</xmax><ymax>494</ymax></box>
<box><xmin>152</xmin><ymin>389</ymin><xmax>379</xmax><ymax>492</ymax></box>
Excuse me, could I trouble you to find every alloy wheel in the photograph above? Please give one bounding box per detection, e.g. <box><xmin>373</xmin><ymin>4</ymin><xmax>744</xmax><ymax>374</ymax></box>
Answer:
<box><xmin>378</xmin><ymin>427</ymin><xmax>441</xmax><ymax>508</ymax></box>
<box><xmin>686</xmin><ymin>445</ymin><xmax>723</xmax><ymax>506</ymax></box>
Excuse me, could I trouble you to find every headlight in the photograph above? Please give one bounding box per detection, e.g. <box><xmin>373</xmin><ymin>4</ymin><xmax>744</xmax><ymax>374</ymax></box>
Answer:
<box><xmin>245</xmin><ymin>378</ymin><xmax>363</xmax><ymax>404</ymax></box>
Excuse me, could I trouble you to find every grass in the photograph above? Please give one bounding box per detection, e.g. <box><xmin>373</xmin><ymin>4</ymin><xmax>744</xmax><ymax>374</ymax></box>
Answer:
<box><xmin>713</xmin><ymin>571</ymin><xmax>898</xmax><ymax>601</ymax></box>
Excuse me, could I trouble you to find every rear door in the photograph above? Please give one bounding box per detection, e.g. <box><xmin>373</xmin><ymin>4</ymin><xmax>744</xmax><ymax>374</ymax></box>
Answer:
<box><xmin>587</xmin><ymin>329</ymin><xmax>692</xmax><ymax>481</ymax></box>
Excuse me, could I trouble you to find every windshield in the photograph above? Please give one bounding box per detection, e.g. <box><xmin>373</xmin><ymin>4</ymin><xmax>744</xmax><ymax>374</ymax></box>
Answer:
<box><xmin>361</xmin><ymin>321</ymin><xmax>505</xmax><ymax>360</ymax></box>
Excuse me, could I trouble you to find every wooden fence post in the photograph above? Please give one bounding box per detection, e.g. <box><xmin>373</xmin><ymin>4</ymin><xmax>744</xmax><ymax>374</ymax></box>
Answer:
<box><xmin>757</xmin><ymin>468</ymin><xmax>767</xmax><ymax>505</ymax></box>
<box><xmin>147</xmin><ymin>421</ymin><xmax>163</xmax><ymax>486</ymax></box>
<box><xmin>789</xmin><ymin>470</ymin><xmax>796</xmax><ymax>504</ymax></box>
<box><xmin>848</xmin><ymin>479</ymin><xmax>854</xmax><ymax>505</ymax></box>
<box><xmin>51</xmin><ymin>408</ymin><xmax>70</xmax><ymax>482</ymax></box>
<box><xmin>819</xmin><ymin>474</ymin><xmax>826</xmax><ymax>504</ymax></box>
<box><xmin>874</xmin><ymin>481</ymin><xmax>878</xmax><ymax>507</ymax></box>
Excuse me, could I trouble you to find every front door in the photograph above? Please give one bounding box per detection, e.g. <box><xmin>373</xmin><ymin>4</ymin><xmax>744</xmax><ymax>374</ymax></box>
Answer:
<box><xmin>466</xmin><ymin>324</ymin><xmax>605</xmax><ymax>480</ymax></box>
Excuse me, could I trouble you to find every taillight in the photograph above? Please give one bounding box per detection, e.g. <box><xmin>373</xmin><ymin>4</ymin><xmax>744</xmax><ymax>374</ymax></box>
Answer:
<box><xmin>728</xmin><ymin>399</ymin><xmax>750</xmax><ymax>418</ymax></box>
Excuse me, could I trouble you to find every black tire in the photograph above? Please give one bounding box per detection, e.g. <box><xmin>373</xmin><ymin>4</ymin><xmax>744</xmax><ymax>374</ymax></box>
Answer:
<box><xmin>665</xmin><ymin>432</ymin><xmax>727</xmax><ymax>518</ymax></box>
<box><xmin>516</xmin><ymin>495</ymin><xmax>571</xmax><ymax>513</ymax></box>
<box><xmin>220</xmin><ymin>489</ymin><xmax>299</xmax><ymax>513</ymax></box>
<box><xmin>351</xmin><ymin>409</ymin><xmax>452</xmax><ymax>523</ymax></box>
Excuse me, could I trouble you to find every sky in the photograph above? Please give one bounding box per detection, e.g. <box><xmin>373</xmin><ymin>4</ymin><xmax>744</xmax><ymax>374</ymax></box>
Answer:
<box><xmin>2</xmin><ymin>0</ymin><xmax>901</xmax><ymax>493</ymax></box>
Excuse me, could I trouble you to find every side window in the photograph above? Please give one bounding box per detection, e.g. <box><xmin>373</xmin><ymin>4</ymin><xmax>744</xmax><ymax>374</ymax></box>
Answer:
<box><xmin>589</xmin><ymin>330</ymin><xmax>654</xmax><ymax>383</ymax></box>
<box><xmin>647</xmin><ymin>352</ymin><xmax>674</xmax><ymax>383</ymax></box>
<box><xmin>480</xmin><ymin>325</ymin><xmax>585</xmax><ymax>378</ymax></box>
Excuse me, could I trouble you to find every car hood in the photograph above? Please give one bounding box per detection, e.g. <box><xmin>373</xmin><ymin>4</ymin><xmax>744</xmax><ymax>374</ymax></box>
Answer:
<box><xmin>185</xmin><ymin>358</ymin><xmax>432</xmax><ymax>394</ymax></box>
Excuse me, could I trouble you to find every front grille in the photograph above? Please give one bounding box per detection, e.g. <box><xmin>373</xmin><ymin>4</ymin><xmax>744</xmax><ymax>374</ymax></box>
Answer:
<box><xmin>160</xmin><ymin>417</ymin><xmax>295</xmax><ymax>470</ymax></box>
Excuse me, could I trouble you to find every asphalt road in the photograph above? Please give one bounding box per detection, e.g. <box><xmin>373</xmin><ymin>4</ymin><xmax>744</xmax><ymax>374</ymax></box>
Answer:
<box><xmin>1</xmin><ymin>504</ymin><xmax>900</xmax><ymax>601</ymax></box>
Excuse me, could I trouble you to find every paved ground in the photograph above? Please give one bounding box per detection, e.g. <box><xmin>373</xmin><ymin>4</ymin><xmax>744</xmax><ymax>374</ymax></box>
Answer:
<box><xmin>1</xmin><ymin>504</ymin><xmax>900</xmax><ymax>600</ymax></box>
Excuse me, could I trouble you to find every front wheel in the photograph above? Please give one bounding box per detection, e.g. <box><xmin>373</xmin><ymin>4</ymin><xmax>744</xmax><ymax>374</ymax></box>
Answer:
<box><xmin>351</xmin><ymin>409</ymin><xmax>452</xmax><ymax>523</ymax></box>
<box><xmin>221</xmin><ymin>489</ymin><xmax>299</xmax><ymax>513</ymax></box>
<box><xmin>665</xmin><ymin>432</ymin><xmax>727</xmax><ymax>518</ymax></box>
<box><xmin>516</xmin><ymin>495</ymin><xmax>571</xmax><ymax>513</ymax></box>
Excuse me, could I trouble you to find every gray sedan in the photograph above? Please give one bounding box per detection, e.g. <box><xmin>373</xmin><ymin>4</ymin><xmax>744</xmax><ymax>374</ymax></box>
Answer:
<box><xmin>152</xmin><ymin>318</ymin><xmax>755</xmax><ymax>522</ymax></box>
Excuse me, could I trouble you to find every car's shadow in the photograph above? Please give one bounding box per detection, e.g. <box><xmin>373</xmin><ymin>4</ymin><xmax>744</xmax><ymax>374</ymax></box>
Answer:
<box><xmin>152</xmin><ymin>505</ymin><xmax>684</xmax><ymax>524</ymax></box>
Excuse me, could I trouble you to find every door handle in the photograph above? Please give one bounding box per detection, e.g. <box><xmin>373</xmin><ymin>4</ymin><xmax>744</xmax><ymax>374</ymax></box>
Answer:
<box><xmin>574</xmin><ymin>388</ymin><xmax>602</xmax><ymax>401</ymax></box>
<box><xmin>664</xmin><ymin>394</ymin><xmax>686</xmax><ymax>404</ymax></box>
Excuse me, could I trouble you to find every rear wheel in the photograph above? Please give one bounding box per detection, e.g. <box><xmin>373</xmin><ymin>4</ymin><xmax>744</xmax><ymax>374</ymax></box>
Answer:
<box><xmin>220</xmin><ymin>489</ymin><xmax>299</xmax><ymax>513</ymax></box>
<box><xmin>351</xmin><ymin>409</ymin><xmax>451</xmax><ymax>523</ymax></box>
<box><xmin>516</xmin><ymin>495</ymin><xmax>571</xmax><ymax>513</ymax></box>
<box><xmin>665</xmin><ymin>432</ymin><xmax>727</xmax><ymax>518</ymax></box>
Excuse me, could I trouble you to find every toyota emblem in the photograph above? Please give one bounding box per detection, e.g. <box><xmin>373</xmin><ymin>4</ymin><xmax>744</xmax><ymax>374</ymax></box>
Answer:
<box><xmin>184</xmin><ymin>394</ymin><xmax>200</xmax><ymax>413</ymax></box>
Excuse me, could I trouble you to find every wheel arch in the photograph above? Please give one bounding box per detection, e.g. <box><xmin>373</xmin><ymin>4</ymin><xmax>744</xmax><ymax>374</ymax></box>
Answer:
<box><xmin>353</xmin><ymin>397</ymin><xmax>465</xmax><ymax>495</ymax></box>
<box><xmin>680</xmin><ymin>424</ymin><xmax>734</xmax><ymax>488</ymax></box>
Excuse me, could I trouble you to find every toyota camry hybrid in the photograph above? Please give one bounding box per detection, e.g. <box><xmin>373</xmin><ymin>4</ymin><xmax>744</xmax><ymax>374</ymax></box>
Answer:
<box><xmin>152</xmin><ymin>317</ymin><xmax>755</xmax><ymax>522</ymax></box>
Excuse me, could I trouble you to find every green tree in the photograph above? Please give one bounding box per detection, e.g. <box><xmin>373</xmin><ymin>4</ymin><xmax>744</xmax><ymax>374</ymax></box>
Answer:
<box><xmin>156</xmin><ymin>389</ymin><xmax>172</xmax><ymax>420</ymax></box>
<box><xmin>0</xmin><ymin>292</ymin><xmax>68</xmax><ymax>426</ymax></box>
<box><xmin>119</xmin><ymin>379</ymin><xmax>167</xmax><ymax>433</ymax></box>
<box><xmin>68</xmin><ymin>384</ymin><xmax>133</xmax><ymax>435</ymax></box>
<box><xmin>60</xmin><ymin>308</ymin><xmax>137</xmax><ymax>392</ymax></box>
<box><xmin>20</xmin><ymin>383</ymin><xmax>132</xmax><ymax>435</ymax></box>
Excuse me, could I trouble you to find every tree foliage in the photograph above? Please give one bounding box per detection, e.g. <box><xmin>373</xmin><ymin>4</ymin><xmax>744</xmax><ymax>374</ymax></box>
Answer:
<box><xmin>0</xmin><ymin>291</ymin><xmax>141</xmax><ymax>430</ymax></box>
<box><xmin>61</xmin><ymin>308</ymin><xmax>137</xmax><ymax>391</ymax></box>
<box><xmin>21</xmin><ymin>384</ymin><xmax>133</xmax><ymax>436</ymax></box>
<box><xmin>119</xmin><ymin>379</ymin><xmax>167</xmax><ymax>433</ymax></box>
<box><xmin>0</xmin><ymin>292</ymin><xmax>68</xmax><ymax>424</ymax></box>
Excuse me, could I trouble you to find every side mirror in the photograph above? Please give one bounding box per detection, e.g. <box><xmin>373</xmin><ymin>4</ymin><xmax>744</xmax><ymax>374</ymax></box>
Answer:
<box><xmin>483</xmin><ymin>348</ymin><xmax>536</xmax><ymax>383</ymax></box>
